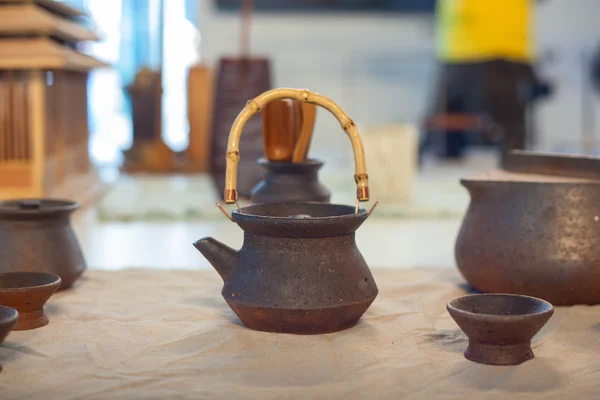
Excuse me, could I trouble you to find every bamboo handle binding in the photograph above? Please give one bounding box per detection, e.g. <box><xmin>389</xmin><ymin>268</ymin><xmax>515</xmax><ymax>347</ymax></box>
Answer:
<box><xmin>224</xmin><ymin>88</ymin><xmax>370</xmax><ymax>203</ymax></box>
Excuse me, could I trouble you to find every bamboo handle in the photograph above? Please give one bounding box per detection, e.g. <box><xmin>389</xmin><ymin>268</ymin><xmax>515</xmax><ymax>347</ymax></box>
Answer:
<box><xmin>224</xmin><ymin>88</ymin><xmax>369</xmax><ymax>203</ymax></box>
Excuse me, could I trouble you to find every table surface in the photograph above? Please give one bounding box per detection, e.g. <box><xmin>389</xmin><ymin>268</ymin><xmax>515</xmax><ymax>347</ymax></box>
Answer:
<box><xmin>1</xmin><ymin>268</ymin><xmax>598</xmax><ymax>400</ymax></box>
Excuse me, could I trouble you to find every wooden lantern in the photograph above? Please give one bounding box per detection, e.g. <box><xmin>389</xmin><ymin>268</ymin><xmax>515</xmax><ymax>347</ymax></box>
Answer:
<box><xmin>0</xmin><ymin>0</ymin><xmax>106</xmax><ymax>203</ymax></box>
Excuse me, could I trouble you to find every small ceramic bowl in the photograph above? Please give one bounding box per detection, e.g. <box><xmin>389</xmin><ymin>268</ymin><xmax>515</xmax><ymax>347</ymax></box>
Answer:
<box><xmin>0</xmin><ymin>305</ymin><xmax>18</xmax><ymax>373</ymax></box>
<box><xmin>447</xmin><ymin>293</ymin><xmax>554</xmax><ymax>365</ymax></box>
<box><xmin>0</xmin><ymin>272</ymin><xmax>61</xmax><ymax>330</ymax></box>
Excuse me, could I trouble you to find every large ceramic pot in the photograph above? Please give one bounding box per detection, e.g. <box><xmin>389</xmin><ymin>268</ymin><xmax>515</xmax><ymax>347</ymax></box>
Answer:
<box><xmin>250</xmin><ymin>158</ymin><xmax>331</xmax><ymax>203</ymax></box>
<box><xmin>455</xmin><ymin>151</ymin><xmax>600</xmax><ymax>305</ymax></box>
<box><xmin>0</xmin><ymin>199</ymin><xmax>86</xmax><ymax>290</ymax></box>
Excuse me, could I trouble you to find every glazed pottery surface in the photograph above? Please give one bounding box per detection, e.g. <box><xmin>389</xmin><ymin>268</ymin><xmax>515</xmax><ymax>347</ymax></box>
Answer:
<box><xmin>0</xmin><ymin>305</ymin><xmax>18</xmax><ymax>373</ymax></box>
<box><xmin>250</xmin><ymin>158</ymin><xmax>331</xmax><ymax>204</ymax></box>
<box><xmin>456</xmin><ymin>151</ymin><xmax>600</xmax><ymax>305</ymax></box>
<box><xmin>447</xmin><ymin>293</ymin><xmax>554</xmax><ymax>365</ymax></box>
<box><xmin>0</xmin><ymin>272</ymin><xmax>61</xmax><ymax>330</ymax></box>
<box><xmin>0</xmin><ymin>199</ymin><xmax>86</xmax><ymax>290</ymax></box>
<box><xmin>194</xmin><ymin>202</ymin><xmax>378</xmax><ymax>334</ymax></box>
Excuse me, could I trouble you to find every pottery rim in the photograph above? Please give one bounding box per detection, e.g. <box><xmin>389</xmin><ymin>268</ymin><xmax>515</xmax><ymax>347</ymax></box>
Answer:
<box><xmin>256</xmin><ymin>157</ymin><xmax>324</xmax><ymax>167</ymax></box>
<box><xmin>0</xmin><ymin>272</ymin><xmax>62</xmax><ymax>292</ymax></box>
<box><xmin>446</xmin><ymin>293</ymin><xmax>554</xmax><ymax>319</ymax></box>
<box><xmin>0</xmin><ymin>199</ymin><xmax>79</xmax><ymax>218</ymax></box>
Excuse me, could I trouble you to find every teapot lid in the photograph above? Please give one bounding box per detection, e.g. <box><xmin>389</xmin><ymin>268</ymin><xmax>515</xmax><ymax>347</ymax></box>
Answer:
<box><xmin>0</xmin><ymin>199</ymin><xmax>79</xmax><ymax>218</ymax></box>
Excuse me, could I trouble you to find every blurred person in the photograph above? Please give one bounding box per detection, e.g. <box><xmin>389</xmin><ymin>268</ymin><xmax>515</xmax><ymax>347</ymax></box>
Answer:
<box><xmin>425</xmin><ymin>0</ymin><xmax>549</xmax><ymax>162</ymax></box>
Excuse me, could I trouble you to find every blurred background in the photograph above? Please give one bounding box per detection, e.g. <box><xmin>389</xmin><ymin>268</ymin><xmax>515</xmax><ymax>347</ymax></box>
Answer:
<box><xmin>79</xmin><ymin>0</ymin><xmax>600</xmax><ymax>165</ymax></box>
<box><xmin>1</xmin><ymin>0</ymin><xmax>600</xmax><ymax>270</ymax></box>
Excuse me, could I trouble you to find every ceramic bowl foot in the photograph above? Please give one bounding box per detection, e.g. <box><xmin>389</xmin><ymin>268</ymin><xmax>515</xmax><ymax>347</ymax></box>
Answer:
<box><xmin>13</xmin><ymin>309</ymin><xmax>48</xmax><ymax>331</ymax></box>
<box><xmin>465</xmin><ymin>340</ymin><xmax>534</xmax><ymax>365</ymax></box>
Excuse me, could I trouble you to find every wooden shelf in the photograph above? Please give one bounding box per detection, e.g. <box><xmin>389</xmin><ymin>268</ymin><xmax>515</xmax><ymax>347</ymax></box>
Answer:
<box><xmin>0</xmin><ymin>0</ymin><xmax>86</xmax><ymax>18</ymax></box>
<box><xmin>0</xmin><ymin>37</ymin><xmax>108</xmax><ymax>70</ymax></box>
<box><xmin>0</xmin><ymin>4</ymin><xmax>99</xmax><ymax>42</ymax></box>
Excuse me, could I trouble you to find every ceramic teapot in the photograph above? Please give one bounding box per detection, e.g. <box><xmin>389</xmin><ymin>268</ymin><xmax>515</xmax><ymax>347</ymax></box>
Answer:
<box><xmin>456</xmin><ymin>151</ymin><xmax>600</xmax><ymax>305</ymax></box>
<box><xmin>0</xmin><ymin>199</ymin><xmax>86</xmax><ymax>290</ymax></box>
<box><xmin>194</xmin><ymin>88</ymin><xmax>378</xmax><ymax>334</ymax></box>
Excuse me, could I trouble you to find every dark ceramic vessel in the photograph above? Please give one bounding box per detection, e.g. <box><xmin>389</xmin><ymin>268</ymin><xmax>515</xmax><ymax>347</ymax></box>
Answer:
<box><xmin>194</xmin><ymin>202</ymin><xmax>378</xmax><ymax>334</ymax></box>
<box><xmin>0</xmin><ymin>199</ymin><xmax>86</xmax><ymax>290</ymax></box>
<box><xmin>0</xmin><ymin>272</ymin><xmax>61</xmax><ymax>330</ymax></box>
<box><xmin>456</xmin><ymin>151</ymin><xmax>600</xmax><ymax>305</ymax></box>
<box><xmin>447</xmin><ymin>293</ymin><xmax>554</xmax><ymax>365</ymax></box>
<box><xmin>250</xmin><ymin>158</ymin><xmax>331</xmax><ymax>204</ymax></box>
<box><xmin>0</xmin><ymin>306</ymin><xmax>18</xmax><ymax>373</ymax></box>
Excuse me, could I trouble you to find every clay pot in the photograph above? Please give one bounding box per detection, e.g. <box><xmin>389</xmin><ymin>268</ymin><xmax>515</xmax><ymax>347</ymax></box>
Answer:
<box><xmin>447</xmin><ymin>293</ymin><xmax>554</xmax><ymax>365</ymax></box>
<box><xmin>0</xmin><ymin>306</ymin><xmax>18</xmax><ymax>373</ymax></box>
<box><xmin>456</xmin><ymin>151</ymin><xmax>600</xmax><ymax>305</ymax></box>
<box><xmin>0</xmin><ymin>199</ymin><xmax>86</xmax><ymax>290</ymax></box>
<box><xmin>0</xmin><ymin>272</ymin><xmax>61</xmax><ymax>330</ymax></box>
<box><xmin>250</xmin><ymin>158</ymin><xmax>331</xmax><ymax>203</ymax></box>
<box><xmin>194</xmin><ymin>202</ymin><xmax>378</xmax><ymax>334</ymax></box>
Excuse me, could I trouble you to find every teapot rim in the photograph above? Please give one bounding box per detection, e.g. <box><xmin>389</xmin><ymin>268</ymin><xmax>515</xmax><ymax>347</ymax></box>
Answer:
<box><xmin>232</xmin><ymin>202</ymin><xmax>367</xmax><ymax>221</ymax></box>
<box><xmin>231</xmin><ymin>202</ymin><xmax>368</xmax><ymax>238</ymax></box>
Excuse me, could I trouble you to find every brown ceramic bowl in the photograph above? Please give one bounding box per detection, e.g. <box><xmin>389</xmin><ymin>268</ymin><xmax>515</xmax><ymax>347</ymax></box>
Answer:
<box><xmin>447</xmin><ymin>293</ymin><xmax>554</xmax><ymax>365</ymax></box>
<box><xmin>0</xmin><ymin>305</ymin><xmax>18</xmax><ymax>373</ymax></box>
<box><xmin>0</xmin><ymin>272</ymin><xmax>61</xmax><ymax>330</ymax></box>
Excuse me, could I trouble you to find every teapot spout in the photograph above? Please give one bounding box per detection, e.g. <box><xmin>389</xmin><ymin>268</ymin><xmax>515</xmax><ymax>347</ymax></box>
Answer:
<box><xmin>193</xmin><ymin>237</ymin><xmax>238</xmax><ymax>281</ymax></box>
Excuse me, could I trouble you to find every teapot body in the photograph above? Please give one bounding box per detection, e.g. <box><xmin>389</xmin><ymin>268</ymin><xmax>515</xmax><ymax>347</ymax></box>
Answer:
<box><xmin>196</xmin><ymin>202</ymin><xmax>378</xmax><ymax>334</ymax></box>
<box><xmin>456</xmin><ymin>180</ymin><xmax>600</xmax><ymax>305</ymax></box>
<box><xmin>225</xmin><ymin>231</ymin><xmax>377</xmax><ymax>333</ymax></box>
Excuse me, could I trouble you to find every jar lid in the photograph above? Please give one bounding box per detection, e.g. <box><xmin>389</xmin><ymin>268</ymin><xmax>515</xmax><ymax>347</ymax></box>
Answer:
<box><xmin>0</xmin><ymin>199</ymin><xmax>79</xmax><ymax>218</ymax></box>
